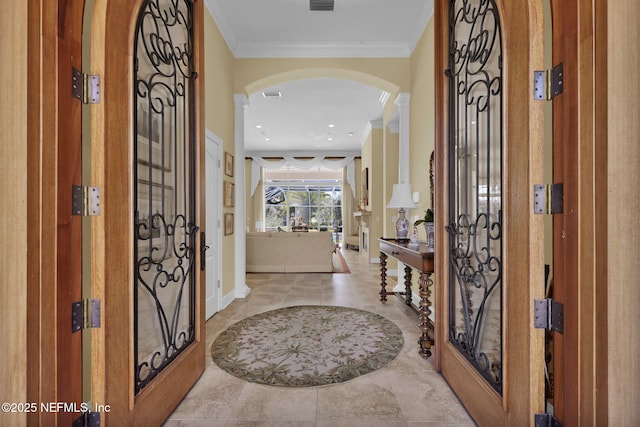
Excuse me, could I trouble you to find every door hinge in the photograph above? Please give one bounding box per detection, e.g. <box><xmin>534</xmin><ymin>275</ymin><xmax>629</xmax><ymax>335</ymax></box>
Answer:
<box><xmin>534</xmin><ymin>298</ymin><xmax>564</xmax><ymax>334</ymax></box>
<box><xmin>72</xmin><ymin>67</ymin><xmax>101</xmax><ymax>104</ymax></box>
<box><xmin>535</xmin><ymin>413</ymin><xmax>563</xmax><ymax>427</ymax></box>
<box><xmin>72</xmin><ymin>299</ymin><xmax>101</xmax><ymax>333</ymax></box>
<box><xmin>72</xmin><ymin>410</ymin><xmax>100</xmax><ymax>427</ymax></box>
<box><xmin>534</xmin><ymin>63</ymin><xmax>563</xmax><ymax>100</ymax></box>
<box><xmin>534</xmin><ymin>183</ymin><xmax>563</xmax><ymax>215</ymax></box>
<box><xmin>72</xmin><ymin>185</ymin><xmax>101</xmax><ymax>216</ymax></box>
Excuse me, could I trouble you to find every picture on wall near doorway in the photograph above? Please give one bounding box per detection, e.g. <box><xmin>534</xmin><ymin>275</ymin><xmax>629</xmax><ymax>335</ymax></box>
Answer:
<box><xmin>136</xmin><ymin>103</ymin><xmax>173</xmax><ymax>172</ymax></box>
<box><xmin>224</xmin><ymin>152</ymin><xmax>234</xmax><ymax>177</ymax></box>
<box><xmin>224</xmin><ymin>180</ymin><xmax>234</xmax><ymax>207</ymax></box>
<box><xmin>224</xmin><ymin>213</ymin><xmax>234</xmax><ymax>235</ymax></box>
<box><xmin>362</xmin><ymin>167</ymin><xmax>369</xmax><ymax>206</ymax></box>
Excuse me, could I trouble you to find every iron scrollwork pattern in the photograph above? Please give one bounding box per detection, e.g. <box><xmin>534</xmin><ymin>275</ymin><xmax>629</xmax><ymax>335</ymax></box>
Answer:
<box><xmin>133</xmin><ymin>0</ymin><xmax>197</xmax><ymax>395</ymax></box>
<box><xmin>446</xmin><ymin>0</ymin><xmax>503</xmax><ymax>393</ymax></box>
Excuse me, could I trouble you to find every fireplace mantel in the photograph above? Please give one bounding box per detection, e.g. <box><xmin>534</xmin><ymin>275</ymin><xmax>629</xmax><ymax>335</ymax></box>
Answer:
<box><xmin>353</xmin><ymin>211</ymin><xmax>372</xmax><ymax>259</ymax></box>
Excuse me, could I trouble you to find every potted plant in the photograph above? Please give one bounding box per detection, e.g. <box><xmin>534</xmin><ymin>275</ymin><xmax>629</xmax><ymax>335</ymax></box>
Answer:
<box><xmin>413</xmin><ymin>209</ymin><xmax>434</xmax><ymax>227</ymax></box>
<box><xmin>414</xmin><ymin>209</ymin><xmax>435</xmax><ymax>250</ymax></box>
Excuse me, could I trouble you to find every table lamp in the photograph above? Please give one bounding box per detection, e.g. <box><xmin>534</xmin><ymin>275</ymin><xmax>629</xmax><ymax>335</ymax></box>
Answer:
<box><xmin>387</xmin><ymin>183</ymin><xmax>417</xmax><ymax>239</ymax></box>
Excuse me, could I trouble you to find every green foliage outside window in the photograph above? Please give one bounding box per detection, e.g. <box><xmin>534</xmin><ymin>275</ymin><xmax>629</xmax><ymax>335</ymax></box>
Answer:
<box><xmin>264</xmin><ymin>181</ymin><xmax>342</xmax><ymax>231</ymax></box>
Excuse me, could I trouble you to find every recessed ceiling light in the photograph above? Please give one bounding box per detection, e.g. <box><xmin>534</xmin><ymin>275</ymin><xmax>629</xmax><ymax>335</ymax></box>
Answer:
<box><xmin>265</xmin><ymin>138</ymin><xmax>270</xmax><ymax>141</ymax></box>
<box><xmin>256</xmin><ymin>125</ymin><xmax>262</xmax><ymax>128</ymax></box>
<box><xmin>328</xmin><ymin>137</ymin><xmax>333</xmax><ymax>141</ymax></box>
<box><xmin>348</xmin><ymin>131</ymin><xmax>354</xmax><ymax>136</ymax></box>
<box><xmin>328</xmin><ymin>124</ymin><xmax>335</xmax><ymax>128</ymax></box>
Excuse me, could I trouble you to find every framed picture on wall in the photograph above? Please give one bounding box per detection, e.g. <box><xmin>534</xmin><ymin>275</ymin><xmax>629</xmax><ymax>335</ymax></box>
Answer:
<box><xmin>224</xmin><ymin>180</ymin><xmax>234</xmax><ymax>207</ymax></box>
<box><xmin>136</xmin><ymin>103</ymin><xmax>173</xmax><ymax>172</ymax></box>
<box><xmin>224</xmin><ymin>213</ymin><xmax>234</xmax><ymax>235</ymax></box>
<box><xmin>224</xmin><ymin>152</ymin><xmax>234</xmax><ymax>177</ymax></box>
<box><xmin>361</xmin><ymin>167</ymin><xmax>369</xmax><ymax>206</ymax></box>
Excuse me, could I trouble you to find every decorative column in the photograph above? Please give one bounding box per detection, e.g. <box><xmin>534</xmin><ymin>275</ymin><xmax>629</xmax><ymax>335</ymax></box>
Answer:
<box><xmin>392</xmin><ymin>93</ymin><xmax>412</xmax><ymax>294</ymax></box>
<box><xmin>234</xmin><ymin>94</ymin><xmax>251</xmax><ymax>298</ymax></box>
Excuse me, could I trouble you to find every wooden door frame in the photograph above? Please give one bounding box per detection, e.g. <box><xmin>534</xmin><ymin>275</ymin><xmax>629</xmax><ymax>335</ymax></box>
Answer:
<box><xmin>26</xmin><ymin>1</ymin><xmax>57</xmax><ymax>424</ymax></box>
<box><xmin>90</xmin><ymin>0</ymin><xmax>206</xmax><ymax>424</ymax></box>
<box><xmin>433</xmin><ymin>1</ymin><xmax>546</xmax><ymax>425</ymax></box>
<box><xmin>26</xmin><ymin>0</ymin><xmax>84</xmax><ymax>425</ymax></box>
<box><xmin>550</xmin><ymin>0</ymin><xmax>608</xmax><ymax>424</ymax></box>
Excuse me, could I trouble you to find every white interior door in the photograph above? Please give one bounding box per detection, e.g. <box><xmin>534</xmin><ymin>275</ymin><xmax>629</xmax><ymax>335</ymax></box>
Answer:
<box><xmin>205</xmin><ymin>130</ymin><xmax>222</xmax><ymax>319</ymax></box>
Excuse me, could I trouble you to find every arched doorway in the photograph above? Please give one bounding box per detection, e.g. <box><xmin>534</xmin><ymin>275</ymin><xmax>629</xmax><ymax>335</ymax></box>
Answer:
<box><xmin>233</xmin><ymin>68</ymin><xmax>406</xmax><ymax>299</ymax></box>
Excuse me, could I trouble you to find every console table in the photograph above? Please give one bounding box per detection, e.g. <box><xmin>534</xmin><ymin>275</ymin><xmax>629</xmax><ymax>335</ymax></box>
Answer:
<box><xmin>378</xmin><ymin>238</ymin><xmax>434</xmax><ymax>359</ymax></box>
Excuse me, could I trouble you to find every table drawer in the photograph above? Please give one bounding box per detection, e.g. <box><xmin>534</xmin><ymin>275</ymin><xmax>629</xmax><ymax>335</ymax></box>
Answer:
<box><xmin>379</xmin><ymin>241</ymin><xmax>434</xmax><ymax>272</ymax></box>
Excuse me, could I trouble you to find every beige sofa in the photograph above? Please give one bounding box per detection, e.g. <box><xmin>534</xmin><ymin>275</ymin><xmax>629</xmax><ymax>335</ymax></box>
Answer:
<box><xmin>246</xmin><ymin>231</ymin><xmax>336</xmax><ymax>273</ymax></box>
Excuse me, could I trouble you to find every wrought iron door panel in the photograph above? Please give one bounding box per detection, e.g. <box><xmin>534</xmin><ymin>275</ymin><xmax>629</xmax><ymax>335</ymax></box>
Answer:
<box><xmin>446</xmin><ymin>0</ymin><xmax>504</xmax><ymax>393</ymax></box>
<box><xmin>133</xmin><ymin>0</ymin><xmax>197</xmax><ymax>395</ymax></box>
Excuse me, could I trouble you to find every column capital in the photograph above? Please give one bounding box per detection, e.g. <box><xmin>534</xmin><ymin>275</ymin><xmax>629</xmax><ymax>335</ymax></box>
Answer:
<box><xmin>234</xmin><ymin>94</ymin><xmax>249</xmax><ymax>109</ymax></box>
<box><xmin>370</xmin><ymin>118</ymin><xmax>384</xmax><ymax>129</ymax></box>
<box><xmin>394</xmin><ymin>92</ymin><xmax>411</xmax><ymax>109</ymax></box>
<box><xmin>387</xmin><ymin>118</ymin><xmax>399</xmax><ymax>134</ymax></box>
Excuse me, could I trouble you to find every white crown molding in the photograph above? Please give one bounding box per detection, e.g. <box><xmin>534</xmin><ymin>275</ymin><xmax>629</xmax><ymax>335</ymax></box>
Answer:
<box><xmin>245</xmin><ymin>150</ymin><xmax>361</xmax><ymax>158</ymax></box>
<box><xmin>407</xmin><ymin>0</ymin><xmax>435</xmax><ymax>53</ymax></box>
<box><xmin>204</xmin><ymin>0</ymin><xmax>237</xmax><ymax>54</ymax></box>
<box><xmin>205</xmin><ymin>0</ymin><xmax>431</xmax><ymax>59</ymax></box>
<box><xmin>234</xmin><ymin>41</ymin><xmax>412</xmax><ymax>59</ymax></box>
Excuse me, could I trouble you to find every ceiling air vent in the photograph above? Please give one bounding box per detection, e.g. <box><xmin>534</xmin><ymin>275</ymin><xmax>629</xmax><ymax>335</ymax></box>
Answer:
<box><xmin>310</xmin><ymin>0</ymin><xmax>334</xmax><ymax>12</ymax></box>
<box><xmin>262</xmin><ymin>91</ymin><xmax>282</xmax><ymax>98</ymax></box>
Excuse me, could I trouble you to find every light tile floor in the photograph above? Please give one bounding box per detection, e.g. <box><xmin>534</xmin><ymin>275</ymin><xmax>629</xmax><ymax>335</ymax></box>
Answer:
<box><xmin>164</xmin><ymin>248</ymin><xmax>476</xmax><ymax>427</ymax></box>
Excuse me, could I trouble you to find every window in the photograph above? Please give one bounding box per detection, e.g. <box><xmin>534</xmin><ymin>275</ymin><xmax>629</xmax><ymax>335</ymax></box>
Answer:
<box><xmin>264</xmin><ymin>179</ymin><xmax>342</xmax><ymax>232</ymax></box>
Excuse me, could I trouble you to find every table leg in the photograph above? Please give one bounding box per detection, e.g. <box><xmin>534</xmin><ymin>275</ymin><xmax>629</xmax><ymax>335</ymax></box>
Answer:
<box><xmin>404</xmin><ymin>264</ymin><xmax>413</xmax><ymax>306</ymax></box>
<box><xmin>379</xmin><ymin>252</ymin><xmax>388</xmax><ymax>302</ymax></box>
<box><xmin>418</xmin><ymin>271</ymin><xmax>434</xmax><ymax>358</ymax></box>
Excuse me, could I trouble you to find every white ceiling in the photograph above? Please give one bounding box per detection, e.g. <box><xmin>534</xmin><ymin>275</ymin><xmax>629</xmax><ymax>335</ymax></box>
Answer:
<box><xmin>204</xmin><ymin>0</ymin><xmax>434</xmax><ymax>155</ymax></box>
<box><xmin>244</xmin><ymin>78</ymin><xmax>386</xmax><ymax>154</ymax></box>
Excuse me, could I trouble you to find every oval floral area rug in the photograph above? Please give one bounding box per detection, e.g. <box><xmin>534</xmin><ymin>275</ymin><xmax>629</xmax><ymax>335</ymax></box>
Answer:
<box><xmin>211</xmin><ymin>305</ymin><xmax>404</xmax><ymax>387</ymax></box>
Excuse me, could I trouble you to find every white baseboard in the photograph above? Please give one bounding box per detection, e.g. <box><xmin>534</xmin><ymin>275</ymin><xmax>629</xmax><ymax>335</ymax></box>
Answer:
<box><xmin>220</xmin><ymin>289</ymin><xmax>236</xmax><ymax>311</ymax></box>
<box><xmin>235</xmin><ymin>283</ymin><xmax>251</xmax><ymax>299</ymax></box>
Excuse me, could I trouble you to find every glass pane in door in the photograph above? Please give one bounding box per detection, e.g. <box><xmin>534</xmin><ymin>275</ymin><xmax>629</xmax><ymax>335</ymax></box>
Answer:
<box><xmin>446</xmin><ymin>0</ymin><xmax>504</xmax><ymax>393</ymax></box>
<box><xmin>133</xmin><ymin>0</ymin><xmax>196</xmax><ymax>395</ymax></box>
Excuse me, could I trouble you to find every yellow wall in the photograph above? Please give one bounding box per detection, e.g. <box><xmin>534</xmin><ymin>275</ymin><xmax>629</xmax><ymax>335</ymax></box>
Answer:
<box><xmin>348</xmin><ymin>157</ymin><xmax>363</xmax><ymax>236</ymax></box>
<box><xmin>408</xmin><ymin>18</ymin><xmax>435</xmax><ymax>241</ymax></box>
<box><xmin>204</xmin><ymin>11</ymin><xmax>236</xmax><ymax>296</ymax></box>
<box><xmin>360</xmin><ymin>131</ymin><xmax>372</xmax><ymax>211</ymax></box>
<box><xmin>369</xmin><ymin>127</ymin><xmax>385</xmax><ymax>259</ymax></box>
<box><xmin>383</xmin><ymin>128</ymin><xmax>399</xmax><ymax>239</ymax></box>
<box><xmin>360</xmin><ymin>126</ymin><xmax>386</xmax><ymax>261</ymax></box>
<box><xmin>234</xmin><ymin>58</ymin><xmax>409</xmax><ymax>97</ymax></box>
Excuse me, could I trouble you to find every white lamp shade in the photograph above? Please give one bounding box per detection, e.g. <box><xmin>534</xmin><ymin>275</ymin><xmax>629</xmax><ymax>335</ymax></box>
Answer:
<box><xmin>387</xmin><ymin>183</ymin><xmax>417</xmax><ymax>209</ymax></box>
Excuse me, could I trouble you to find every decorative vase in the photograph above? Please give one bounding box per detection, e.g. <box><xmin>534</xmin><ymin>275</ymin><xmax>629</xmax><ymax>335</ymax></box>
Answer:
<box><xmin>395</xmin><ymin>208</ymin><xmax>409</xmax><ymax>239</ymax></box>
<box><xmin>409</xmin><ymin>226</ymin><xmax>420</xmax><ymax>246</ymax></box>
<box><xmin>423</xmin><ymin>222</ymin><xmax>434</xmax><ymax>251</ymax></box>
